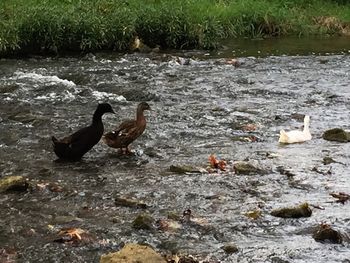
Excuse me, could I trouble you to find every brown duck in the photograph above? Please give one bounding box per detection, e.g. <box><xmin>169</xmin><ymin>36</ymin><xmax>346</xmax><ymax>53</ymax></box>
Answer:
<box><xmin>103</xmin><ymin>102</ymin><xmax>150</xmax><ymax>154</ymax></box>
<box><xmin>52</xmin><ymin>103</ymin><xmax>115</xmax><ymax>161</ymax></box>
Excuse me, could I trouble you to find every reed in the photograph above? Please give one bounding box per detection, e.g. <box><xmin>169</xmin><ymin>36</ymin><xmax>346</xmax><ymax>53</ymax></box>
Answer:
<box><xmin>0</xmin><ymin>0</ymin><xmax>349</xmax><ymax>56</ymax></box>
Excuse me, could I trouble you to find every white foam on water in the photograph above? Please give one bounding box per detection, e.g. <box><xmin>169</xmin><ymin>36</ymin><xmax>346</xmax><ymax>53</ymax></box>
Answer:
<box><xmin>14</xmin><ymin>72</ymin><xmax>76</xmax><ymax>87</ymax></box>
<box><xmin>35</xmin><ymin>91</ymin><xmax>76</xmax><ymax>101</ymax></box>
<box><xmin>92</xmin><ymin>91</ymin><xmax>126</xmax><ymax>102</ymax></box>
<box><xmin>117</xmin><ymin>58</ymin><xmax>128</xmax><ymax>63</ymax></box>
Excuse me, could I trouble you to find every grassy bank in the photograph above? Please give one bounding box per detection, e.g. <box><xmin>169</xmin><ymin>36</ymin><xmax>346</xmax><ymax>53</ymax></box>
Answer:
<box><xmin>1</xmin><ymin>0</ymin><xmax>350</xmax><ymax>56</ymax></box>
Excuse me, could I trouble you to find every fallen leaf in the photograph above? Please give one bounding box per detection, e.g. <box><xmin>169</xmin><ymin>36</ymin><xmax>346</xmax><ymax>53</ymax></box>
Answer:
<box><xmin>244</xmin><ymin>210</ymin><xmax>262</xmax><ymax>220</ymax></box>
<box><xmin>54</xmin><ymin>228</ymin><xmax>87</xmax><ymax>243</ymax></box>
<box><xmin>208</xmin><ymin>154</ymin><xmax>226</xmax><ymax>171</ymax></box>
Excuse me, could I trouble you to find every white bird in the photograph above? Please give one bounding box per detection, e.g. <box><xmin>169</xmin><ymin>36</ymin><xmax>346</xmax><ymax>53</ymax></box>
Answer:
<box><xmin>278</xmin><ymin>115</ymin><xmax>312</xmax><ymax>144</ymax></box>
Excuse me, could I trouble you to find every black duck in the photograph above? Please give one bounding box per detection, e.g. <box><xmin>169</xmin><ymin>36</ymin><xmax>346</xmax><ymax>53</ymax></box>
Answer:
<box><xmin>52</xmin><ymin>103</ymin><xmax>115</xmax><ymax>161</ymax></box>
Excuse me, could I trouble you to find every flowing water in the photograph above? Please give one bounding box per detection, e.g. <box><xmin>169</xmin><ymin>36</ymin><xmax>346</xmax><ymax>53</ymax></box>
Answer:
<box><xmin>0</xmin><ymin>37</ymin><xmax>350</xmax><ymax>263</ymax></box>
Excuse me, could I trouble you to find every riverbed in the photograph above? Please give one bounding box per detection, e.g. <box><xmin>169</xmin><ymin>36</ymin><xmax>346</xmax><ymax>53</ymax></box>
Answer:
<box><xmin>0</xmin><ymin>38</ymin><xmax>350</xmax><ymax>262</ymax></box>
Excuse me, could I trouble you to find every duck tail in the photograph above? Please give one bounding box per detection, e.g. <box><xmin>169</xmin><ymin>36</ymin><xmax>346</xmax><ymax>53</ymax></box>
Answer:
<box><xmin>102</xmin><ymin>131</ymin><xmax>120</xmax><ymax>148</ymax></box>
<box><xmin>52</xmin><ymin>136</ymin><xmax>58</xmax><ymax>143</ymax></box>
<box><xmin>278</xmin><ymin>129</ymin><xmax>289</xmax><ymax>143</ymax></box>
<box><xmin>102</xmin><ymin>132</ymin><xmax>113</xmax><ymax>144</ymax></box>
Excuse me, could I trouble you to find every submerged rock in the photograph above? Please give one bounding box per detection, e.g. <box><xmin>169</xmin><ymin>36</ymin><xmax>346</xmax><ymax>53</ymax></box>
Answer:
<box><xmin>115</xmin><ymin>196</ymin><xmax>148</xmax><ymax>209</ymax></box>
<box><xmin>0</xmin><ymin>176</ymin><xmax>28</xmax><ymax>193</ymax></box>
<box><xmin>322</xmin><ymin>156</ymin><xmax>337</xmax><ymax>165</ymax></box>
<box><xmin>132</xmin><ymin>213</ymin><xmax>154</xmax><ymax>230</ymax></box>
<box><xmin>169</xmin><ymin>165</ymin><xmax>206</xmax><ymax>174</ymax></box>
<box><xmin>271</xmin><ymin>203</ymin><xmax>312</xmax><ymax>218</ymax></box>
<box><xmin>330</xmin><ymin>192</ymin><xmax>350</xmax><ymax>204</ymax></box>
<box><xmin>222</xmin><ymin>243</ymin><xmax>239</xmax><ymax>254</ymax></box>
<box><xmin>322</xmin><ymin>128</ymin><xmax>350</xmax><ymax>142</ymax></box>
<box><xmin>100</xmin><ymin>243</ymin><xmax>166</xmax><ymax>263</ymax></box>
<box><xmin>312</xmin><ymin>223</ymin><xmax>342</xmax><ymax>244</ymax></box>
<box><xmin>234</xmin><ymin>161</ymin><xmax>266</xmax><ymax>175</ymax></box>
<box><xmin>158</xmin><ymin>240</ymin><xmax>180</xmax><ymax>253</ymax></box>
<box><xmin>0</xmin><ymin>84</ymin><xmax>20</xmax><ymax>93</ymax></box>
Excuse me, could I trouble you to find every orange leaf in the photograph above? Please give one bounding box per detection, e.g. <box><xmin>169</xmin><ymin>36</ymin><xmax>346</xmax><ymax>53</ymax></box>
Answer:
<box><xmin>218</xmin><ymin>160</ymin><xmax>227</xmax><ymax>171</ymax></box>
<box><xmin>209</xmin><ymin>154</ymin><xmax>219</xmax><ymax>168</ymax></box>
<box><xmin>208</xmin><ymin>154</ymin><xmax>226</xmax><ymax>171</ymax></box>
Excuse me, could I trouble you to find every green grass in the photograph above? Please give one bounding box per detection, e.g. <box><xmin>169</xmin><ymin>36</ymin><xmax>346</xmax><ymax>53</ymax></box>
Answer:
<box><xmin>1</xmin><ymin>0</ymin><xmax>350</xmax><ymax>56</ymax></box>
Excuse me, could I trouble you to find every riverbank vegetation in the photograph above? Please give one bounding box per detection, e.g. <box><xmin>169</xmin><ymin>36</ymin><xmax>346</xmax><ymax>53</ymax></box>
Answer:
<box><xmin>1</xmin><ymin>0</ymin><xmax>350</xmax><ymax>56</ymax></box>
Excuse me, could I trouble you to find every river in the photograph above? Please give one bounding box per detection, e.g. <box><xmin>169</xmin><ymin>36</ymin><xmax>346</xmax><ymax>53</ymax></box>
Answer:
<box><xmin>0</xmin><ymin>37</ymin><xmax>349</xmax><ymax>262</ymax></box>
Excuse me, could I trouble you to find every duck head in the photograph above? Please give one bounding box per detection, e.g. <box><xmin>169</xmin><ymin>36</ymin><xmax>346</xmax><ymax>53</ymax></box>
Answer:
<box><xmin>97</xmin><ymin>103</ymin><xmax>115</xmax><ymax>115</ymax></box>
<box><xmin>138</xmin><ymin>102</ymin><xmax>151</xmax><ymax>111</ymax></box>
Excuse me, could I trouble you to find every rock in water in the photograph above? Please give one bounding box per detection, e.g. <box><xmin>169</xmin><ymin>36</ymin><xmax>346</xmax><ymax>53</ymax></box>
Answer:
<box><xmin>0</xmin><ymin>176</ymin><xmax>28</xmax><ymax>193</ymax></box>
<box><xmin>271</xmin><ymin>202</ymin><xmax>312</xmax><ymax>218</ymax></box>
<box><xmin>222</xmin><ymin>243</ymin><xmax>239</xmax><ymax>254</ymax></box>
<box><xmin>100</xmin><ymin>243</ymin><xmax>166</xmax><ymax>263</ymax></box>
<box><xmin>322</xmin><ymin>128</ymin><xmax>350</xmax><ymax>142</ymax></box>
<box><xmin>132</xmin><ymin>213</ymin><xmax>154</xmax><ymax>230</ymax></box>
<box><xmin>234</xmin><ymin>161</ymin><xmax>266</xmax><ymax>175</ymax></box>
<box><xmin>313</xmin><ymin>224</ymin><xmax>342</xmax><ymax>244</ymax></box>
<box><xmin>169</xmin><ymin>165</ymin><xmax>206</xmax><ymax>174</ymax></box>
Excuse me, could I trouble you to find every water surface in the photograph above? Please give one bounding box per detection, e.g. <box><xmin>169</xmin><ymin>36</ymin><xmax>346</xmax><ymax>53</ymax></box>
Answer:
<box><xmin>0</xmin><ymin>38</ymin><xmax>350</xmax><ymax>262</ymax></box>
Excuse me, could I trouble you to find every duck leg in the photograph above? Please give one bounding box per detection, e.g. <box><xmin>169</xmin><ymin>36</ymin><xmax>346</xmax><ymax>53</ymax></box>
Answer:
<box><xmin>116</xmin><ymin>148</ymin><xmax>125</xmax><ymax>155</ymax></box>
<box><xmin>125</xmin><ymin>146</ymin><xmax>132</xmax><ymax>155</ymax></box>
<box><xmin>117</xmin><ymin>147</ymin><xmax>130</xmax><ymax>155</ymax></box>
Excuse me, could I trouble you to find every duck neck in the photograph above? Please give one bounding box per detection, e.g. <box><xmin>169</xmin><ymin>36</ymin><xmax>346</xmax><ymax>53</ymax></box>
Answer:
<box><xmin>92</xmin><ymin>110</ymin><xmax>103</xmax><ymax>125</ymax></box>
<box><xmin>303</xmin><ymin>121</ymin><xmax>310</xmax><ymax>133</ymax></box>
<box><xmin>136</xmin><ymin>108</ymin><xmax>145</xmax><ymax>125</ymax></box>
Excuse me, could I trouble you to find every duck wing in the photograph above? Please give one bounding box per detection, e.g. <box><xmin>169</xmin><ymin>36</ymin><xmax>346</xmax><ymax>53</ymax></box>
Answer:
<box><xmin>115</xmin><ymin>120</ymin><xmax>137</xmax><ymax>135</ymax></box>
<box><xmin>103</xmin><ymin>120</ymin><xmax>138</xmax><ymax>148</ymax></box>
<box><xmin>53</xmin><ymin>126</ymin><xmax>90</xmax><ymax>146</ymax></box>
<box><xmin>52</xmin><ymin>125</ymin><xmax>101</xmax><ymax>160</ymax></box>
